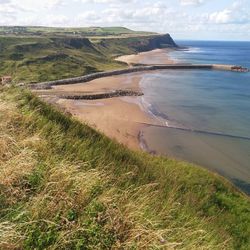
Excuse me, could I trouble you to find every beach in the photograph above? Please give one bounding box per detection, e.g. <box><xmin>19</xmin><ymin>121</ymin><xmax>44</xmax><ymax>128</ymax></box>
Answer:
<box><xmin>34</xmin><ymin>74</ymin><xmax>162</xmax><ymax>150</ymax></box>
<box><xmin>57</xmin><ymin>97</ymin><xmax>153</xmax><ymax>150</ymax></box>
<box><xmin>33</xmin><ymin>49</ymin><xmax>175</xmax><ymax>150</ymax></box>
<box><xmin>33</xmin><ymin>44</ymin><xmax>250</xmax><ymax>194</ymax></box>
<box><xmin>115</xmin><ymin>48</ymin><xmax>176</xmax><ymax>65</ymax></box>
<box><xmin>57</xmin><ymin>73</ymin><xmax>160</xmax><ymax>150</ymax></box>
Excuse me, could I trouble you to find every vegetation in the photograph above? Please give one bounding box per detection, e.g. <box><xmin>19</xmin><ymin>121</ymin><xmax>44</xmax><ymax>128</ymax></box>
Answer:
<box><xmin>1</xmin><ymin>26</ymin><xmax>248</xmax><ymax>249</ymax></box>
<box><xmin>0</xmin><ymin>86</ymin><xmax>249</xmax><ymax>249</ymax></box>
<box><xmin>0</xmin><ymin>27</ymin><xmax>175</xmax><ymax>83</ymax></box>
<box><xmin>0</xmin><ymin>26</ymin><xmax>155</xmax><ymax>37</ymax></box>
<box><xmin>0</xmin><ymin>36</ymin><xmax>125</xmax><ymax>83</ymax></box>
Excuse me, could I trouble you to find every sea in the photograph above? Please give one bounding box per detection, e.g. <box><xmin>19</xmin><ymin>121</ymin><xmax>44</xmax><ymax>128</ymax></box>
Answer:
<box><xmin>139</xmin><ymin>41</ymin><xmax>250</xmax><ymax>194</ymax></box>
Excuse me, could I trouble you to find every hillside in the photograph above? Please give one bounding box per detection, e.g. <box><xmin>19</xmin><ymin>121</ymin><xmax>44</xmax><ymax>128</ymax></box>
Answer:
<box><xmin>0</xmin><ymin>86</ymin><xmax>249</xmax><ymax>249</ymax></box>
<box><xmin>0</xmin><ymin>26</ymin><xmax>155</xmax><ymax>37</ymax></box>
<box><xmin>0</xmin><ymin>27</ymin><xmax>177</xmax><ymax>83</ymax></box>
<box><xmin>1</xmin><ymin>27</ymin><xmax>249</xmax><ymax>249</ymax></box>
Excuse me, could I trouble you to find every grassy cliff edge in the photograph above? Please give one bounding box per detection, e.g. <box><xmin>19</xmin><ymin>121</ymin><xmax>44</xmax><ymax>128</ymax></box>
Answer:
<box><xmin>0</xmin><ymin>31</ymin><xmax>177</xmax><ymax>83</ymax></box>
<box><xmin>0</xmin><ymin>86</ymin><xmax>249</xmax><ymax>249</ymax></box>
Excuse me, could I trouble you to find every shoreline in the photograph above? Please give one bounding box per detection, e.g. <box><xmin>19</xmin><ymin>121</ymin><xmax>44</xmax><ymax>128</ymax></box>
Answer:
<box><xmin>33</xmin><ymin>48</ymin><xmax>249</xmax><ymax>151</ymax></box>
<box><xmin>29</xmin><ymin>64</ymin><xmax>244</xmax><ymax>90</ymax></box>
<box><xmin>33</xmin><ymin>47</ymin><xmax>250</xmax><ymax>195</ymax></box>
<box><xmin>35</xmin><ymin>72</ymin><xmax>164</xmax><ymax>150</ymax></box>
<box><xmin>115</xmin><ymin>48</ymin><xmax>176</xmax><ymax>65</ymax></box>
<box><xmin>33</xmin><ymin>49</ymin><xmax>175</xmax><ymax>150</ymax></box>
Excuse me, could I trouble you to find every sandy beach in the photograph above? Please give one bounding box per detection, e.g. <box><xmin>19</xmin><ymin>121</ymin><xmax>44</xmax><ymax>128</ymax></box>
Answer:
<box><xmin>34</xmin><ymin>49</ymin><xmax>174</xmax><ymax>150</ymax></box>
<box><xmin>115</xmin><ymin>48</ymin><xmax>176</xmax><ymax>65</ymax></box>
<box><xmin>33</xmin><ymin>46</ymin><xmax>250</xmax><ymax>196</ymax></box>
<box><xmin>53</xmin><ymin>74</ymin><xmax>142</xmax><ymax>93</ymax></box>
<box><xmin>36</xmin><ymin>73</ymin><xmax>161</xmax><ymax>150</ymax></box>
<box><xmin>57</xmin><ymin>97</ymin><xmax>156</xmax><ymax>150</ymax></box>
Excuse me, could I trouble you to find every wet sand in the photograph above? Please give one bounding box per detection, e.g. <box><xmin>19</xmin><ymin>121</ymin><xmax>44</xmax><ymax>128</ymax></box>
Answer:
<box><xmin>57</xmin><ymin>97</ymin><xmax>155</xmax><ymax>150</ymax></box>
<box><xmin>142</xmin><ymin>126</ymin><xmax>250</xmax><ymax>194</ymax></box>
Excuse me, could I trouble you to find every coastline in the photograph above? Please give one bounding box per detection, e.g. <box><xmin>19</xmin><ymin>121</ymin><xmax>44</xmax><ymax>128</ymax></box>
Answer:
<box><xmin>33</xmin><ymin>46</ymin><xmax>250</xmax><ymax>195</ymax></box>
<box><xmin>34</xmin><ymin>74</ymin><xmax>163</xmax><ymax>150</ymax></box>
<box><xmin>115</xmin><ymin>48</ymin><xmax>176</xmax><ymax>65</ymax></box>
<box><xmin>34</xmin><ymin>49</ymin><xmax>174</xmax><ymax>150</ymax></box>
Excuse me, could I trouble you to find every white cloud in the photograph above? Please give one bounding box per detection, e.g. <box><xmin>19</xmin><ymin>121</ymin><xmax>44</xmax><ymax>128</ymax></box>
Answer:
<box><xmin>209</xmin><ymin>9</ymin><xmax>231</xmax><ymax>24</ymax></box>
<box><xmin>81</xmin><ymin>0</ymin><xmax>135</xmax><ymax>3</ymax></box>
<box><xmin>12</xmin><ymin>0</ymin><xmax>65</xmax><ymax>11</ymax></box>
<box><xmin>0</xmin><ymin>0</ymin><xmax>11</xmax><ymax>3</ymax></box>
<box><xmin>45</xmin><ymin>14</ymin><xmax>69</xmax><ymax>26</ymax></box>
<box><xmin>208</xmin><ymin>1</ymin><xmax>250</xmax><ymax>24</ymax></box>
<box><xmin>0</xmin><ymin>0</ymin><xmax>18</xmax><ymax>20</ymax></box>
<box><xmin>179</xmin><ymin>0</ymin><xmax>204</xmax><ymax>6</ymax></box>
<box><xmin>0</xmin><ymin>0</ymin><xmax>249</xmax><ymax>40</ymax></box>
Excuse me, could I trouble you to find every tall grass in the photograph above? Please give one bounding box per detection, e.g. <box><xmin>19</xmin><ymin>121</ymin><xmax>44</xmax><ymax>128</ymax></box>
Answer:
<box><xmin>0</xmin><ymin>86</ymin><xmax>249</xmax><ymax>249</ymax></box>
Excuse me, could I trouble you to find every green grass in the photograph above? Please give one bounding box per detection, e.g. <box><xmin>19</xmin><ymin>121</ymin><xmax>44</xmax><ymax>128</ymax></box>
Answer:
<box><xmin>0</xmin><ymin>29</ymin><xmax>175</xmax><ymax>83</ymax></box>
<box><xmin>0</xmin><ymin>86</ymin><xmax>249</xmax><ymax>249</ymax></box>
<box><xmin>0</xmin><ymin>36</ymin><xmax>127</xmax><ymax>83</ymax></box>
<box><xmin>1</xmin><ymin>28</ymin><xmax>248</xmax><ymax>249</ymax></box>
<box><xmin>0</xmin><ymin>26</ymin><xmax>155</xmax><ymax>37</ymax></box>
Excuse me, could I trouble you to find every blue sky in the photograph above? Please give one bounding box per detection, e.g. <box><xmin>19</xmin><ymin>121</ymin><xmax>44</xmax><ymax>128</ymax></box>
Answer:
<box><xmin>0</xmin><ymin>0</ymin><xmax>249</xmax><ymax>40</ymax></box>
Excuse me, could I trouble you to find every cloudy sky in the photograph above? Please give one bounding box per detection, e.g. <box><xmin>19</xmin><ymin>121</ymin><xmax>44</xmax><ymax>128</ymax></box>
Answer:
<box><xmin>0</xmin><ymin>0</ymin><xmax>249</xmax><ymax>40</ymax></box>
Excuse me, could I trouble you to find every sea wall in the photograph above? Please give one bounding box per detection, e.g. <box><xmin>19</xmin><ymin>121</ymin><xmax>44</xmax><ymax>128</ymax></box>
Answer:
<box><xmin>212</xmin><ymin>64</ymin><xmax>233</xmax><ymax>71</ymax></box>
<box><xmin>29</xmin><ymin>64</ymin><xmax>242</xmax><ymax>90</ymax></box>
<box><xmin>60</xmin><ymin>90</ymin><xmax>143</xmax><ymax>100</ymax></box>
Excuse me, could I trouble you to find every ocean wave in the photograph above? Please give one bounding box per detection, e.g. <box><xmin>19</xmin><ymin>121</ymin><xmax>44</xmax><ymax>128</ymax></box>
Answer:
<box><xmin>185</xmin><ymin>47</ymin><xmax>203</xmax><ymax>53</ymax></box>
<box><xmin>140</xmin><ymin>96</ymin><xmax>185</xmax><ymax>129</ymax></box>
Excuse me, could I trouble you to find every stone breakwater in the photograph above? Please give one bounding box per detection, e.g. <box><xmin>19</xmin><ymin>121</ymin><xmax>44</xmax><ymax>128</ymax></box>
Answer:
<box><xmin>59</xmin><ymin>90</ymin><xmax>143</xmax><ymax>100</ymax></box>
<box><xmin>29</xmin><ymin>64</ymin><xmax>248</xmax><ymax>90</ymax></box>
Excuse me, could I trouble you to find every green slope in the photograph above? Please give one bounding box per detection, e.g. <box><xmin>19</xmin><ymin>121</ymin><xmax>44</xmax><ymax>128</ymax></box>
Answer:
<box><xmin>0</xmin><ymin>33</ymin><xmax>176</xmax><ymax>83</ymax></box>
<box><xmin>0</xmin><ymin>36</ymin><xmax>125</xmax><ymax>83</ymax></box>
<box><xmin>1</xmin><ymin>28</ymin><xmax>248</xmax><ymax>249</ymax></box>
<box><xmin>0</xmin><ymin>86</ymin><xmax>249</xmax><ymax>249</ymax></box>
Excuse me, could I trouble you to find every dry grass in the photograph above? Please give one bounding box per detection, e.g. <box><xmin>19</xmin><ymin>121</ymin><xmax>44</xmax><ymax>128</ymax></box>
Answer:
<box><xmin>0</xmin><ymin>221</ymin><xmax>24</xmax><ymax>250</ymax></box>
<box><xmin>0</xmin><ymin>87</ymin><xmax>249</xmax><ymax>249</ymax></box>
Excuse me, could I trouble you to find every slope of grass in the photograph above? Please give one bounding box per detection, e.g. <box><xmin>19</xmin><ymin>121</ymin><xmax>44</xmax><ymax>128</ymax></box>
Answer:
<box><xmin>0</xmin><ymin>30</ymin><xmax>176</xmax><ymax>83</ymax></box>
<box><xmin>0</xmin><ymin>36</ymin><xmax>127</xmax><ymax>83</ymax></box>
<box><xmin>0</xmin><ymin>86</ymin><xmax>249</xmax><ymax>249</ymax></box>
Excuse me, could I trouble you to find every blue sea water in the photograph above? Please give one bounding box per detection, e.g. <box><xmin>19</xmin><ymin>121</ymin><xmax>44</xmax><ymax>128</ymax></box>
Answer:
<box><xmin>140</xmin><ymin>41</ymin><xmax>250</xmax><ymax>194</ymax></box>
<box><xmin>172</xmin><ymin>40</ymin><xmax>250</xmax><ymax>68</ymax></box>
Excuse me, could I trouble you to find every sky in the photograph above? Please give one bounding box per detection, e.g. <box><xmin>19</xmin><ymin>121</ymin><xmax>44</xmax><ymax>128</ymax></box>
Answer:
<box><xmin>0</xmin><ymin>0</ymin><xmax>249</xmax><ymax>41</ymax></box>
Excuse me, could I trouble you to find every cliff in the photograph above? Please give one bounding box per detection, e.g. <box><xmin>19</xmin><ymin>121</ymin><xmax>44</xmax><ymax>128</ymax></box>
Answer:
<box><xmin>51</xmin><ymin>37</ymin><xmax>94</xmax><ymax>49</ymax></box>
<box><xmin>131</xmin><ymin>33</ymin><xmax>178</xmax><ymax>52</ymax></box>
<box><xmin>0</xmin><ymin>30</ymin><xmax>178</xmax><ymax>83</ymax></box>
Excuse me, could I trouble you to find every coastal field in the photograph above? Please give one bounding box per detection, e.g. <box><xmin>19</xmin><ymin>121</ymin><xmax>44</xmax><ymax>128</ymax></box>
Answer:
<box><xmin>32</xmin><ymin>46</ymin><xmax>250</xmax><ymax>196</ymax></box>
<box><xmin>1</xmin><ymin>86</ymin><xmax>250</xmax><ymax>249</ymax></box>
<box><xmin>0</xmin><ymin>26</ymin><xmax>176</xmax><ymax>83</ymax></box>
<box><xmin>0</xmin><ymin>26</ymin><xmax>155</xmax><ymax>37</ymax></box>
<box><xmin>34</xmin><ymin>73</ymin><xmax>157</xmax><ymax>150</ymax></box>
<box><xmin>1</xmin><ymin>26</ymin><xmax>250</xmax><ymax>249</ymax></box>
<box><xmin>32</xmin><ymin>48</ymin><xmax>175</xmax><ymax>150</ymax></box>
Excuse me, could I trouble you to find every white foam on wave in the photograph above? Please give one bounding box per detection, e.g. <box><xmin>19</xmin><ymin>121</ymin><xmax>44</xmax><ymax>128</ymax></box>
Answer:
<box><xmin>140</xmin><ymin>96</ymin><xmax>174</xmax><ymax>127</ymax></box>
<box><xmin>185</xmin><ymin>47</ymin><xmax>203</xmax><ymax>53</ymax></box>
